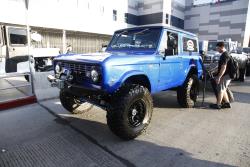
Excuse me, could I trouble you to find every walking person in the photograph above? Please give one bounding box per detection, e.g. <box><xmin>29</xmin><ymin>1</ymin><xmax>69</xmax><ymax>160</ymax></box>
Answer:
<box><xmin>210</xmin><ymin>42</ymin><xmax>232</xmax><ymax>109</ymax></box>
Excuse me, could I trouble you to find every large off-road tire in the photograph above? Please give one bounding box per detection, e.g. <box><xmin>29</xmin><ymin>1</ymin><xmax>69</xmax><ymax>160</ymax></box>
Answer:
<box><xmin>177</xmin><ymin>74</ymin><xmax>199</xmax><ymax>108</ymax></box>
<box><xmin>106</xmin><ymin>85</ymin><xmax>153</xmax><ymax>140</ymax></box>
<box><xmin>239</xmin><ymin>68</ymin><xmax>246</xmax><ymax>82</ymax></box>
<box><xmin>59</xmin><ymin>90</ymin><xmax>93</xmax><ymax>114</ymax></box>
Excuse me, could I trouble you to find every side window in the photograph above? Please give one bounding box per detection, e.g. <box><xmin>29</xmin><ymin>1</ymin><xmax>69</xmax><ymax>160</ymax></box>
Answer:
<box><xmin>8</xmin><ymin>28</ymin><xmax>27</xmax><ymax>45</ymax></box>
<box><xmin>113</xmin><ymin>10</ymin><xmax>117</xmax><ymax>21</ymax></box>
<box><xmin>183</xmin><ymin>37</ymin><xmax>197</xmax><ymax>52</ymax></box>
<box><xmin>166</xmin><ymin>32</ymin><xmax>178</xmax><ymax>55</ymax></box>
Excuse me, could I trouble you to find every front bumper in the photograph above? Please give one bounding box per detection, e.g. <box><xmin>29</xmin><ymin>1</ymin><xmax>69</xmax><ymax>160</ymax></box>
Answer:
<box><xmin>47</xmin><ymin>75</ymin><xmax>65</xmax><ymax>89</ymax></box>
<box><xmin>47</xmin><ymin>75</ymin><xmax>106</xmax><ymax>96</ymax></box>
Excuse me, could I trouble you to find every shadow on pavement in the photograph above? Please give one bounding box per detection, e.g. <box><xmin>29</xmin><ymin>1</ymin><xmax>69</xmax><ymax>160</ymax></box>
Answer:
<box><xmin>58</xmin><ymin>114</ymin><xmax>234</xmax><ymax>167</ymax></box>
<box><xmin>152</xmin><ymin>90</ymin><xmax>215</xmax><ymax>109</ymax></box>
<box><xmin>152</xmin><ymin>91</ymin><xmax>180</xmax><ymax>109</ymax></box>
<box><xmin>232</xmin><ymin>91</ymin><xmax>250</xmax><ymax>104</ymax></box>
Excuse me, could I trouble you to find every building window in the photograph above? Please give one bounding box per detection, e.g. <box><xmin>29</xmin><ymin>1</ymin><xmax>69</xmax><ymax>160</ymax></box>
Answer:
<box><xmin>113</xmin><ymin>10</ymin><xmax>117</xmax><ymax>21</ymax></box>
<box><xmin>124</xmin><ymin>13</ymin><xmax>128</xmax><ymax>23</ymax></box>
<box><xmin>170</xmin><ymin>15</ymin><xmax>184</xmax><ymax>29</ymax></box>
<box><xmin>166</xmin><ymin>14</ymin><xmax>169</xmax><ymax>24</ymax></box>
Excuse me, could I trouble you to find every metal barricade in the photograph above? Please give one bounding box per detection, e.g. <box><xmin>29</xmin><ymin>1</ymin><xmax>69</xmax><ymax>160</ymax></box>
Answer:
<box><xmin>0</xmin><ymin>71</ymin><xmax>36</xmax><ymax>110</ymax></box>
<box><xmin>0</xmin><ymin>72</ymin><xmax>33</xmax><ymax>91</ymax></box>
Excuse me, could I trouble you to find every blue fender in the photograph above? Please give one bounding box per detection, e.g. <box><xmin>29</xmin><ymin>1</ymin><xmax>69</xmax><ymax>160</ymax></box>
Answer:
<box><xmin>182</xmin><ymin>58</ymin><xmax>203</xmax><ymax>85</ymax></box>
<box><xmin>105</xmin><ymin>70</ymin><xmax>151</xmax><ymax>93</ymax></box>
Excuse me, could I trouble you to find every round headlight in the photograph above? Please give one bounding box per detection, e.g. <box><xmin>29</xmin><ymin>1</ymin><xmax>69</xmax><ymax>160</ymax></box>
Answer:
<box><xmin>55</xmin><ymin>64</ymin><xmax>61</xmax><ymax>73</ymax></box>
<box><xmin>91</xmin><ymin>69</ymin><xmax>99</xmax><ymax>82</ymax></box>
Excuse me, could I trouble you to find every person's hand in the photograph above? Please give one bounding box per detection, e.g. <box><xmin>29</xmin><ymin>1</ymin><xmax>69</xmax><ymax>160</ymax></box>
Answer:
<box><xmin>216</xmin><ymin>77</ymin><xmax>221</xmax><ymax>84</ymax></box>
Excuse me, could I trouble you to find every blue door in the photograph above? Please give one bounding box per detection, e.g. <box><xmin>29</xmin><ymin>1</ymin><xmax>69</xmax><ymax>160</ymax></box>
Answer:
<box><xmin>158</xmin><ymin>30</ymin><xmax>182</xmax><ymax>90</ymax></box>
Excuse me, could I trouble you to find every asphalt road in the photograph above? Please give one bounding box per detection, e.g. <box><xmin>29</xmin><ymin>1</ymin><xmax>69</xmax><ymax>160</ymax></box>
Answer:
<box><xmin>0</xmin><ymin>77</ymin><xmax>250</xmax><ymax>167</ymax></box>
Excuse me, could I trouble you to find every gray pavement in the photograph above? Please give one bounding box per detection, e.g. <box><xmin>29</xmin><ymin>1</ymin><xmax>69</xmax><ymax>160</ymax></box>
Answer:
<box><xmin>0</xmin><ymin>77</ymin><xmax>32</xmax><ymax>103</ymax></box>
<box><xmin>1</xmin><ymin>77</ymin><xmax>250</xmax><ymax>167</ymax></box>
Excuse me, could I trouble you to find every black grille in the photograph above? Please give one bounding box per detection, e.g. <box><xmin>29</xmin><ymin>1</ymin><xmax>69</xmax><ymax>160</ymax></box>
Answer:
<box><xmin>61</xmin><ymin>61</ymin><xmax>92</xmax><ymax>73</ymax></box>
<box><xmin>56</xmin><ymin>61</ymin><xmax>101</xmax><ymax>85</ymax></box>
<box><xmin>203</xmin><ymin>56</ymin><xmax>213</xmax><ymax>64</ymax></box>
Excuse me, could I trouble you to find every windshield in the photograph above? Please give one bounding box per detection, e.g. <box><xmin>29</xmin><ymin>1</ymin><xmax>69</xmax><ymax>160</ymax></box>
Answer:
<box><xmin>243</xmin><ymin>48</ymin><xmax>250</xmax><ymax>53</ymax></box>
<box><xmin>107</xmin><ymin>28</ymin><xmax>161</xmax><ymax>51</ymax></box>
<box><xmin>208</xmin><ymin>41</ymin><xmax>229</xmax><ymax>51</ymax></box>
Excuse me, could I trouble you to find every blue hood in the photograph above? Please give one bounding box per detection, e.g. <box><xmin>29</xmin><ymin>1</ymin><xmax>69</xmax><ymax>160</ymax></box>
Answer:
<box><xmin>54</xmin><ymin>51</ymin><xmax>156</xmax><ymax>63</ymax></box>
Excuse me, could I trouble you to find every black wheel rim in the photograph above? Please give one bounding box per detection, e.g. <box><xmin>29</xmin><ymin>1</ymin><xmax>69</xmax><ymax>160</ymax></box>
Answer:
<box><xmin>74</xmin><ymin>98</ymin><xmax>84</xmax><ymax>105</ymax></box>
<box><xmin>128</xmin><ymin>99</ymin><xmax>146</xmax><ymax>127</ymax></box>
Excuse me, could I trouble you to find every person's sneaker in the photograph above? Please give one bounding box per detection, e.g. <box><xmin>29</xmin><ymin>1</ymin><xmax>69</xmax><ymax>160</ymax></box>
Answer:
<box><xmin>221</xmin><ymin>102</ymin><xmax>231</xmax><ymax>109</ymax></box>
<box><xmin>209</xmin><ymin>104</ymin><xmax>221</xmax><ymax>109</ymax></box>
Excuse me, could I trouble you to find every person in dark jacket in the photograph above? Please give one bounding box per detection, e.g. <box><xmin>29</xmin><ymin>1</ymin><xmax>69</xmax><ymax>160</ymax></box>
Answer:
<box><xmin>210</xmin><ymin>42</ymin><xmax>231</xmax><ymax>109</ymax></box>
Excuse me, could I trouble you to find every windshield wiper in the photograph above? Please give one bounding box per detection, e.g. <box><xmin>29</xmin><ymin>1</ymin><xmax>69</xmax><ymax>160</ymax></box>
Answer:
<box><xmin>134</xmin><ymin>28</ymin><xmax>149</xmax><ymax>35</ymax></box>
<box><xmin>116</xmin><ymin>30</ymin><xmax>128</xmax><ymax>36</ymax></box>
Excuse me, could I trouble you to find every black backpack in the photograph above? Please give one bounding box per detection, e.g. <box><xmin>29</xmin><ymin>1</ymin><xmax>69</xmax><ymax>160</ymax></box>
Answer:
<box><xmin>228</xmin><ymin>56</ymin><xmax>239</xmax><ymax>79</ymax></box>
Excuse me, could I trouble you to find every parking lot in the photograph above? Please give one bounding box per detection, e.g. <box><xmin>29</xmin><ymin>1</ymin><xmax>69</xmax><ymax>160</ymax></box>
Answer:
<box><xmin>0</xmin><ymin>77</ymin><xmax>249</xmax><ymax>167</ymax></box>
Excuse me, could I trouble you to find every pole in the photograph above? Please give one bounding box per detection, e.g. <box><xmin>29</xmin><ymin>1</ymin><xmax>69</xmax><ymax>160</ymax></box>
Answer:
<box><xmin>25</xmin><ymin>0</ymin><xmax>35</xmax><ymax>95</ymax></box>
<box><xmin>63</xmin><ymin>30</ymin><xmax>66</xmax><ymax>54</ymax></box>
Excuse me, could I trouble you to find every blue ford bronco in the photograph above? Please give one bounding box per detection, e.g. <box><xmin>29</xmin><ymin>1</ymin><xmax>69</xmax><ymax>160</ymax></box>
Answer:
<box><xmin>48</xmin><ymin>26</ymin><xmax>203</xmax><ymax>140</ymax></box>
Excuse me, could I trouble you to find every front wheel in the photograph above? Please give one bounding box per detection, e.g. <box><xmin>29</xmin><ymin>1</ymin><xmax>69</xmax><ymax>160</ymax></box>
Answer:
<box><xmin>246</xmin><ymin>63</ymin><xmax>250</xmax><ymax>76</ymax></box>
<box><xmin>106</xmin><ymin>85</ymin><xmax>153</xmax><ymax>140</ymax></box>
<box><xmin>177</xmin><ymin>74</ymin><xmax>199</xmax><ymax>108</ymax></box>
<box><xmin>59</xmin><ymin>90</ymin><xmax>93</xmax><ymax>114</ymax></box>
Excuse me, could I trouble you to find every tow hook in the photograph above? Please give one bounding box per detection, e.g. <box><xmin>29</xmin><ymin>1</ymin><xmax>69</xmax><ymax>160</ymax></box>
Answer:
<box><xmin>47</xmin><ymin>75</ymin><xmax>65</xmax><ymax>89</ymax></box>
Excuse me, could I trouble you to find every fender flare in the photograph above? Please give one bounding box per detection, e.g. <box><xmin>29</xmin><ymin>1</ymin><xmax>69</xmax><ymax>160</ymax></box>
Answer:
<box><xmin>183</xmin><ymin>58</ymin><xmax>203</xmax><ymax>83</ymax></box>
<box><xmin>109</xmin><ymin>70</ymin><xmax>151</xmax><ymax>92</ymax></box>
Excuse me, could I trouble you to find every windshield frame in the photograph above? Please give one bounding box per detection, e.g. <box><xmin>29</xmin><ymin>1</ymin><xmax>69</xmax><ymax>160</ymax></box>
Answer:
<box><xmin>207</xmin><ymin>41</ymin><xmax>229</xmax><ymax>51</ymax></box>
<box><xmin>106</xmin><ymin>27</ymin><xmax>162</xmax><ymax>52</ymax></box>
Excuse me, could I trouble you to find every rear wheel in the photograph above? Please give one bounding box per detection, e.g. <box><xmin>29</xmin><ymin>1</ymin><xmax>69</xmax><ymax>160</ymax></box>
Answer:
<box><xmin>177</xmin><ymin>74</ymin><xmax>199</xmax><ymax>108</ymax></box>
<box><xmin>106</xmin><ymin>85</ymin><xmax>153</xmax><ymax>140</ymax></box>
<box><xmin>59</xmin><ymin>90</ymin><xmax>93</xmax><ymax>114</ymax></box>
<box><xmin>239</xmin><ymin>68</ymin><xmax>246</xmax><ymax>82</ymax></box>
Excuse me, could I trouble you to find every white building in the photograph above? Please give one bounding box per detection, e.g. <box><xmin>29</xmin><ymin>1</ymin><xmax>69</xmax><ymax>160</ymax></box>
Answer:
<box><xmin>0</xmin><ymin>0</ymin><xmax>249</xmax><ymax>53</ymax></box>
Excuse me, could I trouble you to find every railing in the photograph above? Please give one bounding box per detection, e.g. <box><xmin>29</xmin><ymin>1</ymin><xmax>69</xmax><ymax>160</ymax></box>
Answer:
<box><xmin>0</xmin><ymin>71</ymin><xmax>35</xmax><ymax>106</ymax></box>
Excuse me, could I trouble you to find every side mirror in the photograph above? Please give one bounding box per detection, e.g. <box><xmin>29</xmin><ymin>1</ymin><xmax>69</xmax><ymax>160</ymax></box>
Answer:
<box><xmin>101</xmin><ymin>44</ymin><xmax>107</xmax><ymax>52</ymax></box>
<box><xmin>165</xmin><ymin>48</ymin><xmax>174</xmax><ymax>57</ymax></box>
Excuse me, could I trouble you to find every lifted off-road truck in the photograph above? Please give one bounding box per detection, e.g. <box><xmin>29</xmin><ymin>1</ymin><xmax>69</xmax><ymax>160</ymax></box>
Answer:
<box><xmin>48</xmin><ymin>26</ymin><xmax>203</xmax><ymax>140</ymax></box>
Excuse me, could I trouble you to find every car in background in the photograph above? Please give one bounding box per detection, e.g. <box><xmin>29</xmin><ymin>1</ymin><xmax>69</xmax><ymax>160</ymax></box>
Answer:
<box><xmin>202</xmin><ymin>40</ymin><xmax>248</xmax><ymax>82</ymax></box>
<box><xmin>230</xmin><ymin>47</ymin><xmax>248</xmax><ymax>81</ymax></box>
<box><xmin>242</xmin><ymin>47</ymin><xmax>250</xmax><ymax>76</ymax></box>
<box><xmin>202</xmin><ymin>40</ymin><xmax>235</xmax><ymax>66</ymax></box>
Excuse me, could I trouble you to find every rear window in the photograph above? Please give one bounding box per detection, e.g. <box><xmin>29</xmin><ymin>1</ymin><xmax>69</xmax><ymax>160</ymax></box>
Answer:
<box><xmin>183</xmin><ymin>37</ymin><xmax>198</xmax><ymax>52</ymax></box>
<box><xmin>8</xmin><ymin>28</ymin><xmax>27</xmax><ymax>45</ymax></box>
